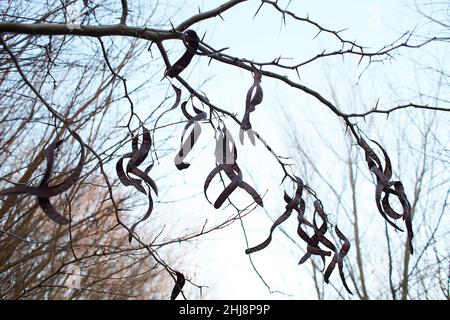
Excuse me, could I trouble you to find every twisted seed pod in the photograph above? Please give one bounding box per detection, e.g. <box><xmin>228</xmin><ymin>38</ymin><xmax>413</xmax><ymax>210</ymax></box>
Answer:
<box><xmin>0</xmin><ymin>132</ymin><xmax>85</xmax><ymax>225</ymax></box>
<box><xmin>204</xmin><ymin>127</ymin><xmax>263</xmax><ymax>209</ymax></box>
<box><xmin>358</xmin><ymin>138</ymin><xmax>413</xmax><ymax>254</ymax></box>
<box><xmin>115</xmin><ymin>126</ymin><xmax>158</xmax><ymax>243</ymax></box>
<box><xmin>166</xmin><ymin>30</ymin><xmax>199</xmax><ymax>78</ymax></box>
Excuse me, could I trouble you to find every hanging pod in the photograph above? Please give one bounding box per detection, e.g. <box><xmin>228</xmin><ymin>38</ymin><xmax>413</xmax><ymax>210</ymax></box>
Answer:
<box><xmin>358</xmin><ymin>138</ymin><xmax>414</xmax><ymax>254</ymax></box>
<box><xmin>0</xmin><ymin>131</ymin><xmax>85</xmax><ymax>225</ymax></box>
<box><xmin>115</xmin><ymin>126</ymin><xmax>158</xmax><ymax>243</ymax></box>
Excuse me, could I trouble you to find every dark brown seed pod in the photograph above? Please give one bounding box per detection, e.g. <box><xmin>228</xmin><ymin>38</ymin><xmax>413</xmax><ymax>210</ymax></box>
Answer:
<box><xmin>240</xmin><ymin>69</ymin><xmax>264</xmax><ymax>144</ymax></box>
<box><xmin>244</xmin><ymin>176</ymin><xmax>352</xmax><ymax>294</ymax></box>
<box><xmin>170</xmin><ymin>271</ymin><xmax>186</xmax><ymax>300</ymax></box>
<box><xmin>245</xmin><ymin>207</ymin><xmax>293</xmax><ymax>254</ymax></box>
<box><xmin>335</xmin><ymin>226</ymin><xmax>352</xmax><ymax>294</ymax></box>
<box><xmin>0</xmin><ymin>132</ymin><xmax>85</xmax><ymax>225</ymax></box>
<box><xmin>213</xmin><ymin>165</ymin><xmax>243</xmax><ymax>209</ymax></box>
<box><xmin>174</xmin><ymin>101</ymin><xmax>206</xmax><ymax>170</ymax></box>
<box><xmin>358</xmin><ymin>138</ymin><xmax>413</xmax><ymax>253</ymax></box>
<box><xmin>204</xmin><ymin>127</ymin><xmax>263</xmax><ymax>209</ymax></box>
<box><xmin>322</xmin><ymin>226</ymin><xmax>351</xmax><ymax>294</ymax></box>
<box><xmin>0</xmin><ymin>132</ymin><xmax>85</xmax><ymax>199</ymax></box>
<box><xmin>166</xmin><ymin>30</ymin><xmax>199</xmax><ymax>78</ymax></box>
<box><xmin>38</xmin><ymin>197</ymin><xmax>71</xmax><ymax>225</ymax></box>
<box><xmin>115</xmin><ymin>126</ymin><xmax>158</xmax><ymax>242</ymax></box>
<box><xmin>38</xmin><ymin>138</ymin><xmax>71</xmax><ymax>225</ymax></box>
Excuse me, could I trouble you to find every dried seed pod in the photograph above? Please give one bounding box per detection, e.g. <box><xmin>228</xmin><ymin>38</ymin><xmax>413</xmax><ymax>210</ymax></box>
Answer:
<box><xmin>204</xmin><ymin>127</ymin><xmax>263</xmax><ymax>209</ymax></box>
<box><xmin>240</xmin><ymin>70</ymin><xmax>264</xmax><ymax>144</ymax></box>
<box><xmin>324</xmin><ymin>226</ymin><xmax>352</xmax><ymax>295</ymax></box>
<box><xmin>170</xmin><ymin>271</ymin><xmax>186</xmax><ymax>300</ymax></box>
<box><xmin>115</xmin><ymin>126</ymin><xmax>158</xmax><ymax>242</ymax></box>
<box><xmin>166</xmin><ymin>30</ymin><xmax>200</xmax><ymax>78</ymax></box>
<box><xmin>358</xmin><ymin>138</ymin><xmax>413</xmax><ymax>254</ymax></box>
<box><xmin>245</xmin><ymin>176</ymin><xmax>352</xmax><ymax>294</ymax></box>
<box><xmin>245</xmin><ymin>207</ymin><xmax>293</xmax><ymax>254</ymax></box>
<box><xmin>174</xmin><ymin>101</ymin><xmax>206</xmax><ymax>170</ymax></box>
<box><xmin>0</xmin><ymin>131</ymin><xmax>85</xmax><ymax>225</ymax></box>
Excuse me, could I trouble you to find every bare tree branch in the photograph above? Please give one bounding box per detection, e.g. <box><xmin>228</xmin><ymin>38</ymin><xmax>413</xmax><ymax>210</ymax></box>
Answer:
<box><xmin>0</xmin><ymin>22</ymin><xmax>177</xmax><ymax>41</ymax></box>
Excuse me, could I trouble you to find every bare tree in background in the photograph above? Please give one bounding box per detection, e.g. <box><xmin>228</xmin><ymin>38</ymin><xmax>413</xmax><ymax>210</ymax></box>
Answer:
<box><xmin>285</xmin><ymin>98</ymin><xmax>449</xmax><ymax>299</ymax></box>
<box><xmin>0</xmin><ymin>0</ymin><xmax>449</xmax><ymax>299</ymax></box>
<box><xmin>283</xmin><ymin>25</ymin><xmax>449</xmax><ymax>298</ymax></box>
<box><xmin>0</xmin><ymin>1</ymin><xmax>179</xmax><ymax>299</ymax></box>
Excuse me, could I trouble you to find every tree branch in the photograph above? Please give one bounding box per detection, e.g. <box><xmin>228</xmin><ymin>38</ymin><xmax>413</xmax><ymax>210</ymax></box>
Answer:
<box><xmin>0</xmin><ymin>22</ymin><xmax>177</xmax><ymax>41</ymax></box>
<box><xmin>347</xmin><ymin>103</ymin><xmax>450</xmax><ymax>118</ymax></box>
